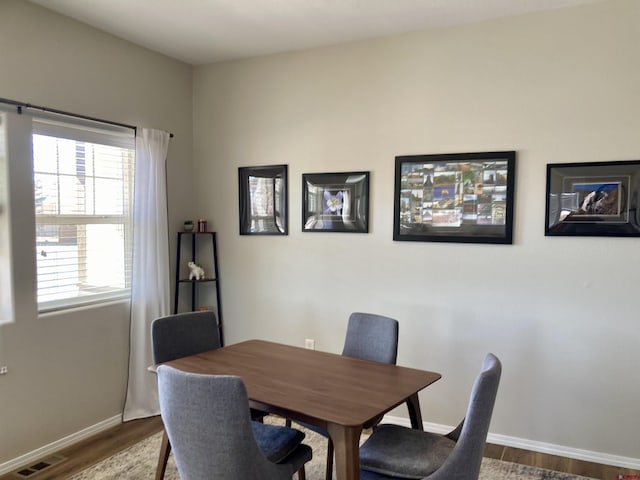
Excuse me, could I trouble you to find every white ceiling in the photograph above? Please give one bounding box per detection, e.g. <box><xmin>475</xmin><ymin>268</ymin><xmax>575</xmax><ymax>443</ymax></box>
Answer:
<box><xmin>29</xmin><ymin>0</ymin><xmax>600</xmax><ymax>66</ymax></box>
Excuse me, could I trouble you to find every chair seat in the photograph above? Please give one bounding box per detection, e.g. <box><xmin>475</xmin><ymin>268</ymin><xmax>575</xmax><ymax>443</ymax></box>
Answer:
<box><xmin>251</xmin><ymin>408</ymin><xmax>269</xmax><ymax>421</ymax></box>
<box><xmin>293</xmin><ymin>420</ymin><xmax>328</xmax><ymax>438</ymax></box>
<box><xmin>251</xmin><ymin>421</ymin><xmax>307</xmax><ymax>463</ymax></box>
<box><xmin>159</xmin><ymin>368</ymin><xmax>313</xmax><ymax>479</ymax></box>
<box><xmin>360</xmin><ymin>469</ymin><xmax>398</xmax><ymax>480</ymax></box>
<box><xmin>359</xmin><ymin>425</ymin><xmax>456</xmax><ymax>479</ymax></box>
<box><xmin>295</xmin><ymin>413</ymin><xmax>384</xmax><ymax>439</ymax></box>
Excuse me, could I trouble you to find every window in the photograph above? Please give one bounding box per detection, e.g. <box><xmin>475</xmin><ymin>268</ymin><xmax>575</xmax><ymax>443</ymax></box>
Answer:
<box><xmin>32</xmin><ymin>117</ymin><xmax>135</xmax><ymax>311</ymax></box>
<box><xmin>0</xmin><ymin>112</ymin><xmax>12</xmax><ymax>323</ymax></box>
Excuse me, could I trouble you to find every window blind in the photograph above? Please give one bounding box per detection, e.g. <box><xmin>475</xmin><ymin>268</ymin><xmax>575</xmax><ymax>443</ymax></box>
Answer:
<box><xmin>32</xmin><ymin>117</ymin><xmax>135</xmax><ymax>311</ymax></box>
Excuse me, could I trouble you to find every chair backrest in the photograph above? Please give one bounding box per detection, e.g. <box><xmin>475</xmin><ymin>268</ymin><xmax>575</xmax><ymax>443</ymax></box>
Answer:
<box><xmin>429</xmin><ymin>353</ymin><xmax>502</xmax><ymax>480</ymax></box>
<box><xmin>157</xmin><ymin>365</ymin><xmax>304</xmax><ymax>479</ymax></box>
<box><xmin>151</xmin><ymin>310</ymin><xmax>221</xmax><ymax>364</ymax></box>
<box><xmin>342</xmin><ymin>312</ymin><xmax>399</xmax><ymax>364</ymax></box>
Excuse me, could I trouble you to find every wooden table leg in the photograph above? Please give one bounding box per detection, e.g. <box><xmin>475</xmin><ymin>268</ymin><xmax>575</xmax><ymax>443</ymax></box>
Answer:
<box><xmin>155</xmin><ymin>430</ymin><xmax>171</xmax><ymax>480</ymax></box>
<box><xmin>405</xmin><ymin>393</ymin><xmax>424</xmax><ymax>430</ymax></box>
<box><xmin>326</xmin><ymin>423</ymin><xmax>362</xmax><ymax>480</ymax></box>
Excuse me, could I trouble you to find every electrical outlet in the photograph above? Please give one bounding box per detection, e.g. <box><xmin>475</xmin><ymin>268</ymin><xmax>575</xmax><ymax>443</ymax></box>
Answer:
<box><xmin>304</xmin><ymin>339</ymin><xmax>315</xmax><ymax>350</ymax></box>
<box><xmin>0</xmin><ymin>366</ymin><xmax>8</xmax><ymax>375</ymax></box>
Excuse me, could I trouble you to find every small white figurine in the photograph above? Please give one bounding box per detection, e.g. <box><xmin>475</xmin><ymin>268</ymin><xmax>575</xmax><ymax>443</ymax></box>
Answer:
<box><xmin>188</xmin><ymin>261</ymin><xmax>205</xmax><ymax>280</ymax></box>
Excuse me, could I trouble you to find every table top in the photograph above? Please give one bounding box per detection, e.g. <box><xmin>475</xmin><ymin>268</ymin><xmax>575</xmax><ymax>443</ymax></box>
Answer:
<box><xmin>160</xmin><ymin>339</ymin><xmax>441</xmax><ymax>428</ymax></box>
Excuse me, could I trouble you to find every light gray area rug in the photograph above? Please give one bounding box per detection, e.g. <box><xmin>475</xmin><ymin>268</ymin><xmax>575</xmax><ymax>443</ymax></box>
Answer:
<box><xmin>70</xmin><ymin>421</ymin><xmax>595</xmax><ymax>480</ymax></box>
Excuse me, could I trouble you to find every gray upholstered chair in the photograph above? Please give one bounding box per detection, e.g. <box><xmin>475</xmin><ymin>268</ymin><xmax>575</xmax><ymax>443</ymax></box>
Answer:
<box><xmin>342</xmin><ymin>312</ymin><xmax>399</xmax><ymax>364</ymax></box>
<box><xmin>151</xmin><ymin>310</ymin><xmax>266</xmax><ymax>478</ymax></box>
<box><xmin>157</xmin><ymin>365</ymin><xmax>312</xmax><ymax>480</ymax></box>
<box><xmin>358</xmin><ymin>353</ymin><xmax>502</xmax><ymax>480</ymax></box>
<box><xmin>151</xmin><ymin>310</ymin><xmax>221</xmax><ymax>365</ymax></box>
<box><xmin>289</xmin><ymin>312</ymin><xmax>399</xmax><ymax>480</ymax></box>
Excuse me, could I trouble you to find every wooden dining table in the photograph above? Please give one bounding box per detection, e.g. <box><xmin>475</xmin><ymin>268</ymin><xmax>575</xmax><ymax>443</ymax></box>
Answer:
<box><xmin>154</xmin><ymin>339</ymin><xmax>441</xmax><ymax>480</ymax></box>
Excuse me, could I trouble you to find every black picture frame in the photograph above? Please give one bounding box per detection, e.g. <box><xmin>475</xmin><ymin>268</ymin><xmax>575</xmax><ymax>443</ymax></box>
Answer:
<box><xmin>545</xmin><ymin>160</ymin><xmax>640</xmax><ymax>237</ymax></box>
<box><xmin>302</xmin><ymin>172</ymin><xmax>369</xmax><ymax>233</ymax></box>
<box><xmin>238</xmin><ymin>164</ymin><xmax>288</xmax><ymax>235</ymax></box>
<box><xmin>393</xmin><ymin>151</ymin><xmax>516</xmax><ymax>244</ymax></box>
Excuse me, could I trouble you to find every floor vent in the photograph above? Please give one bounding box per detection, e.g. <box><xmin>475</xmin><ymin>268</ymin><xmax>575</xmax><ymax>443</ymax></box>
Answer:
<box><xmin>12</xmin><ymin>455</ymin><xmax>66</xmax><ymax>478</ymax></box>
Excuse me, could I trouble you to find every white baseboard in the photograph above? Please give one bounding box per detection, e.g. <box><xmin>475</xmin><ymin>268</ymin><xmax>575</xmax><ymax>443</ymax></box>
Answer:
<box><xmin>3</xmin><ymin>414</ymin><xmax>638</xmax><ymax>475</ymax></box>
<box><xmin>0</xmin><ymin>415</ymin><xmax>122</xmax><ymax>476</ymax></box>
<box><xmin>384</xmin><ymin>415</ymin><xmax>640</xmax><ymax>471</ymax></box>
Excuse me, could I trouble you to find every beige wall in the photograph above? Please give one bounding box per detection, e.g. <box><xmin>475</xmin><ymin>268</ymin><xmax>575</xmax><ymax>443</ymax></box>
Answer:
<box><xmin>0</xmin><ymin>0</ymin><xmax>193</xmax><ymax>465</ymax></box>
<box><xmin>1</xmin><ymin>0</ymin><xmax>638</xmax><ymax>471</ymax></box>
<box><xmin>193</xmin><ymin>0</ymin><xmax>639</xmax><ymax>463</ymax></box>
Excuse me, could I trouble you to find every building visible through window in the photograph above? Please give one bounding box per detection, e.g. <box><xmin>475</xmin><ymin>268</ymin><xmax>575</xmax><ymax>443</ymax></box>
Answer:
<box><xmin>32</xmin><ymin>118</ymin><xmax>135</xmax><ymax>311</ymax></box>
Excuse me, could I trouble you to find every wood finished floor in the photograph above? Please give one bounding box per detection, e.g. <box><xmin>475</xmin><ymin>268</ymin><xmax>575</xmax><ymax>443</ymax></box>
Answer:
<box><xmin>1</xmin><ymin>416</ymin><xmax>637</xmax><ymax>480</ymax></box>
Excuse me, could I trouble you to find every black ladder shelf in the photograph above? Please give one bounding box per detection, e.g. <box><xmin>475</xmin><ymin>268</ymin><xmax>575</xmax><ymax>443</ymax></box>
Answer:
<box><xmin>173</xmin><ymin>231</ymin><xmax>223</xmax><ymax>345</ymax></box>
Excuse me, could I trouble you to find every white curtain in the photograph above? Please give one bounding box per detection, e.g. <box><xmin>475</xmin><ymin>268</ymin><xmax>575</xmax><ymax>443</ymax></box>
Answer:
<box><xmin>123</xmin><ymin>128</ymin><xmax>171</xmax><ymax>421</ymax></box>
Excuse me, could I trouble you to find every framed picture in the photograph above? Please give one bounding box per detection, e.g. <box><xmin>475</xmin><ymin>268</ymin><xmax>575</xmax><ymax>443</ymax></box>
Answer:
<box><xmin>238</xmin><ymin>164</ymin><xmax>288</xmax><ymax>235</ymax></box>
<box><xmin>545</xmin><ymin>160</ymin><xmax>640</xmax><ymax>237</ymax></box>
<box><xmin>393</xmin><ymin>151</ymin><xmax>516</xmax><ymax>244</ymax></box>
<box><xmin>302</xmin><ymin>172</ymin><xmax>369</xmax><ymax>232</ymax></box>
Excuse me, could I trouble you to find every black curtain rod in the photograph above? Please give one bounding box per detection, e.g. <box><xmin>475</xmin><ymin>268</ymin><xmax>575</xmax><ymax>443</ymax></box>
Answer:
<box><xmin>0</xmin><ymin>97</ymin><xmax>174</xmax><ymax>138</ymax></box>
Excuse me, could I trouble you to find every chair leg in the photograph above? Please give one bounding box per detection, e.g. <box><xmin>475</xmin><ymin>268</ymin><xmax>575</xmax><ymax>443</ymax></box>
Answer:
<box><xmin>156</xmin><ymin>430</ymin><xmax>171</xmax><ymax>480</ymax></box>
<box><xmin>298</xmin><ymin>465</ymin><xmax>306</xmax><ymax>480</ymax></box>
<box><xmin>251</xmin><ymin>409</ymin><xmax>265</xmax><ymax>423</ymax></box>
<box><xmin>325</xmin><ymin>439</ymin><xmax>334</xmax><ymax>480</ymax></box>
<box><xmin>285</xmin><ymin>418</ymin><xmax>292</xmax><ymax>427</ymax></box>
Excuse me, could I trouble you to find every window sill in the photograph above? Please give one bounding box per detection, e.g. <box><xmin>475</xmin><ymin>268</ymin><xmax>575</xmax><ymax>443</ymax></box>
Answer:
<box><xmin>38</xmin><ymin>293</ymin><xmax>130</xmax><ymax>317</ymax></box>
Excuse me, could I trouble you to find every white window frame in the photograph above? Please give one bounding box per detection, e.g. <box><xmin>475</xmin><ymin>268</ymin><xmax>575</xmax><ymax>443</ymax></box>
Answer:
<box><xmin>32</xmin><ymin>115</ymin><xmax>135</xmax><ymax>312</ymax></box>
<box><xmin>0</xmin><ymin>111</ymin><xmax>13</xmax><ymax>323</ymax></box>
